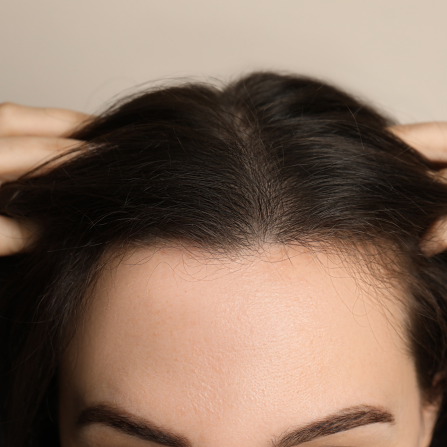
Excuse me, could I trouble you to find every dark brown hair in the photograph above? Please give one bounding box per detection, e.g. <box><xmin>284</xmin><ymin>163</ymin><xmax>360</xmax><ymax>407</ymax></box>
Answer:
<box><xmin>1</xmin><ymin>72</ymin><xmax>447</xmax><ymax>446</ymax></box>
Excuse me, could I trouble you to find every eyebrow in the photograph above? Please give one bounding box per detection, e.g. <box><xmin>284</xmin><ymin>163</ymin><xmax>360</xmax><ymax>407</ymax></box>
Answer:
<box><xmin>77</xmin><ymin>403</ymin><xmax>395</xmax><ymax>446</ymax></box>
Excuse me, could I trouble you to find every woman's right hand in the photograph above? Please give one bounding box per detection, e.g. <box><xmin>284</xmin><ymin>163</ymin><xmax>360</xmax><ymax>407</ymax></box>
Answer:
<box><xmin>0</xmin><ymin>112</ymin><xmax>445</xmax><ymax>257</ymax></box>
<box><xmin>0</xmin><ymin>103</ymin><xmax>90</xmax><ymax>256</ymax></box>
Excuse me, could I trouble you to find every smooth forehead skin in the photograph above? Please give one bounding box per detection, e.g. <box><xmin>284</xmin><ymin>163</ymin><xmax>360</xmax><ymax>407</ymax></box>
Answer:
<box><xmin>59</xmin><ymin>246</ymin><xmax>436</xmax><ymax>447</ymax></box>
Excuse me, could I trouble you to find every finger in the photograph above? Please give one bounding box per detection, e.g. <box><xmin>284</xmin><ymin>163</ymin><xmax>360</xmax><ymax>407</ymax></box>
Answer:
<box><xmin>0</xmin><ymin>215</ymin><xmax>36</xmax><ymax>256</ymax></box>
<box><xmin>0</xmin><ymin>137</ymin><xmax>82</xmax><ymax>181</ymax></box>
<box><xmin>390</xmin><ymin>122</ymin><xmax>447</xmax><ymax>162</ymax></box>
<box><xmin>420</xmin><ymin>216</ymin><xmax>447</xmax><ymax>257</ymax></box>
<box><xmin>0</xmin><ymin>103</ymin><xmax>91</xmax><ymax>138</ymax></box>
<box><xmin>420</xmin><ymin>168</ymin><xmax>447</xmax><ymax>256</ymax></box>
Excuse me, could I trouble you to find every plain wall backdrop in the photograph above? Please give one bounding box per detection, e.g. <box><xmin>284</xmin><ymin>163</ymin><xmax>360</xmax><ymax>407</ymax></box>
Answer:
<box><xmin>0</xmin><ymin>0</ymin><xmax>446</xmax><ymax>123</ymax></box>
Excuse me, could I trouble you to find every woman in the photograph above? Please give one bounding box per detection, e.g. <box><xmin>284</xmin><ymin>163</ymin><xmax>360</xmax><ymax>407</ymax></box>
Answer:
<box><xmin>1</xmin><ymin>72</ymin><xmax>447</xmax><ymax>447</ymax></box>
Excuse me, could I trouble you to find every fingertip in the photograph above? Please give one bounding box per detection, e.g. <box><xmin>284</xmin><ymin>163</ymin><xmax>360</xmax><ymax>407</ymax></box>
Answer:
<box><xmin>420</xmin><ymin>217</ymin><xmax>447</xmax><ymax>257</ymax></box>
<box><xmin>389</xmin><ymin>122</ymin><xmax>447</xmax><ymax>162</ymax></box>
<box><xmin>0</xmin><ymin>103</ymin><xmax>93</xmax><ymax>138</ymax></box>
<box><xmin>0</xmin><ymin>215</ymin><xmax>37</xmax><ymax>256</ymax></box>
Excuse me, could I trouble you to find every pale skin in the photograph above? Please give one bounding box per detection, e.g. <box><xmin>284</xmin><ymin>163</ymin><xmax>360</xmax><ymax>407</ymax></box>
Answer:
<box><xmin>1</xmin><ymin>103</ymin><xmax>447</xmax><ymax>446</ymax></box>
<box><xmin>59</xmin><ymin>246</ymin><xmax>438</xmax><ymax>447</ymax></box>
<box><xmin>0</xmin><ymin>103</ymin><xmax>89</xmax><ymax>255</ymax></box>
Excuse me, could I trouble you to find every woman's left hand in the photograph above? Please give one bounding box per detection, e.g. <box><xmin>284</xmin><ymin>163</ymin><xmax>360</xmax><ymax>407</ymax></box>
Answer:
<box><xmin>390</xmin><ymin>122</ymin><xmax>447</xmax><ymax>163</ymax></box>
<box><xmin>390</xmin><ymin>121</ymin><xmax>447</xmax><ymax>256</ymax></box>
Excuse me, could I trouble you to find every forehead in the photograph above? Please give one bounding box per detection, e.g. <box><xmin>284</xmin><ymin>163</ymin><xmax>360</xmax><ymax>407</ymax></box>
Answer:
<box><xmin>62</xmin><ymin>245</ymin><xmax>416</xmax><ymax>440</ymax></box>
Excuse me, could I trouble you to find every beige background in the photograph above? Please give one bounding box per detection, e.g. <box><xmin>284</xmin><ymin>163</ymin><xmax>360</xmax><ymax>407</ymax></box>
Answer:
<box><xmin>1</xmin><ymin>0</ymin><xmax>445</xmax><ymax>123</ymax></box>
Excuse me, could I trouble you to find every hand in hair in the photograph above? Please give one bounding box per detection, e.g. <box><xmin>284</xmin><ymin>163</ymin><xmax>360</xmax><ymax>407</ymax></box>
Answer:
<box><xmin>0</xmin><ymin>103</ymin><xmax>89</xmax><ymax>256</ymax></box>
<box><xmin>390</xmin><ymin>122</ymin><xmax>447</xmax><ymax>256</ymax></box>
<box><xmin>0</xmin><ymin>105</ymin><xmax>445</xmax><ymax>257</ymax></box>
<box><xmin>390</xmin><ymin>122</ymin><xmax>447</xmax><ymax>163</ymax></box>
